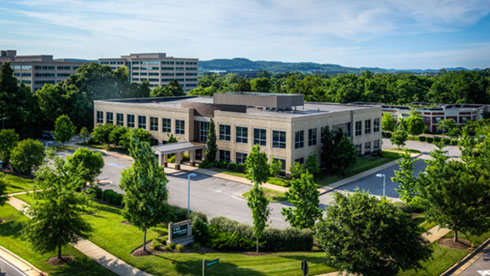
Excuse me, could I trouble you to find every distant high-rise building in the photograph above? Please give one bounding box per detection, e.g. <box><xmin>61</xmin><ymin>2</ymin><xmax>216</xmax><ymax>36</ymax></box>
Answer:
<box><xmin>98</xmin><ymin>52</ymin><xmax>199</xmax><ymax>92</ymax></box>
<box><xmin>0</xmin><ymin>50</ymin><xmax>87</xmax><ymax>92</ymax></box>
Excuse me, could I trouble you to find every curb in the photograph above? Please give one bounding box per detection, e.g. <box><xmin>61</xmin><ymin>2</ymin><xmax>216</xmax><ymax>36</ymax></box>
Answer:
<box><xmin>439</xmin><ymin>236</ymin><xmax>490</xmax><ymax>276</ymax></box>
<box><xmin>0</xmin><ymin>245</ymin><xmax>44</xmax><ymax>276</ymax></box>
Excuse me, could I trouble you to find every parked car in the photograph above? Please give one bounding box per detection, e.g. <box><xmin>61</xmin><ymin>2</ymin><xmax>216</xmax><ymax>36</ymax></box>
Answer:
<box><xmin>41</xmin><ymin>131</ymin><xmax>54</xmax><ymax>140</ymax></box>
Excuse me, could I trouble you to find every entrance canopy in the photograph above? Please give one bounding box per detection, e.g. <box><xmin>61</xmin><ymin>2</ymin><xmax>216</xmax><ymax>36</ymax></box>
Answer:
<box><xmin>152</xmin><ymin>142</ymin><xmax>206</xmax><ymax>155</ymax></box>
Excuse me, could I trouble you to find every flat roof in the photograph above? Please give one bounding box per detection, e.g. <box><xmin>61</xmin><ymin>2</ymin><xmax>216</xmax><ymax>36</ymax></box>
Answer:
<box><xmin>152</xmin><ymin>142</ymin><xmax>206</xmax><ymax>154</ymax></box>
<box><xmin>96</xmin><ymin>96</ymin><xmax>377</xmax><ymax>118</ymax></box>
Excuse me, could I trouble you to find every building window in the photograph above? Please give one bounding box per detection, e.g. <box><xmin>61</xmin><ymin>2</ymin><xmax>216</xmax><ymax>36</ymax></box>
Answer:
<box><xmin>219</xmin><ymin>150</ymin><xmax>230</xmax><ymax>162</ymax></box>
<box><xmin>236</xmin><ymin>126</ymin><xmax>248</xmax><ymax>143</ymax></box>
<box><xmin>374</xmin><ymin>118</ymin><xmax>380</xmax><ymax>132</ymax></box>
<box><xmin>116</xmin><ymin>113</ymin><xmax>124</xmax><ymax>126</ymax></box>
<box><xmin>273</xmin><ymin>130</ymin><xmax>286</xmax><ymax>149</ymax></box>
<box><xmin>127</xmin><ymin>114</ymin><xmax>135</xmax><ymax>128</ymax></box>
<box><xmin>106</xmin><ymin>112</ymin><xmax>113</xmax><ymax>124</ymax></box>
<box><xmin>236</xmin><ymin>152</ymin><xmax>247</xmax><ymax>164</ymax></box>
<box><xmin>346</xmin><ymin>122</ymin><xmax>352</xmax><ymax>137</ymax></box>
<box><xmin>374</xmin><ymin>140</ymin><xmax>380</xmax><ymax>151</ymax></box>
<box><xmin>199</xmin><ymin>121</ymin><xmax>209</xmax><ymax>142</ymax></box>
<box><xmin>295</xmin><ymin>158</ymin><xmax>304</xmax><ymax>164</ymax></box>
<box><xmin>150</xmin><ymin>138</ymin><xmax>159</xmax><ymax>146</ymax></box>
<box><xmin>96</xmin><ymin>111</ymin><xmax>104</xmax><ymax>124</ymax></box>
<box><xmin>275</xmin><ymin>158</ymin><xmax>286</xmax><ymax>171</ymax></box>
<box><xmin>219</xmin><ymin>124</ymin><xmax>230</xmax><ymax>141</ymax></box>
<box><xmin>365</xmin><ymin>119</ymin><xmax>371</xmax><ymax>134</ymax></box>
<box><xmin>355</xmin><ymin>121</ymin><xmax>362</xmax><ymax>136</ymax></box>
<box><xmin>150</xmin><ymin>117</ymin><xmax>158</xmax><ymax>131</ymax></box>
<box><xmin>253</xmin><ymin>128</ymin><xmax>266</xmax><ymax>146</ymax></box>
<box><xmin>162</xmin><ymin>118</ymin><xmax>171</xmax><ymax>132</ymax></box>
<box><xmin>175</xmin><ymin>119</ymin><xmax>185</xmax><ymax>134</ymax></box>
<box><xmin>295</xmin><ymin>130</ymin><xmax>304</xmax><ymax>149</ymax></box>
<box><xmin>356</xmin><ymin>144</ymin><xmax>362</xmax><ymax>154</ymax></box>
<box><xmin>364</xmin><ymin>141</ymin><xmax>371</xmax><ymax>154</ymax></box>
<box><xmin>138</xmin><ymin>116</ymin><xmax>146</xmax><ymax>129</ymax></box>
<box><xmin>321</xmin><ymin>126</ymin><xmax>329</xmax><ymax>140</ymax></box>
<box><xmin>308</xmin><ymin>128</ymin><xmax>317</xmax><ymax>146</ymax></box>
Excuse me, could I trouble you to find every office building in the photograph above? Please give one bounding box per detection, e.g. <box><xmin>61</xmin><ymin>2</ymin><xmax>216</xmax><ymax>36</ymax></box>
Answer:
<box><xmin>0</xmin><ymin>50</ymin><xmax>86</xmax><ymax>92</ymax></box>
<box><xmin>99</xmin><ymin>52</ymin><xmax>198</xmax><ymax>92</ymax></box>
<box><xmin>382</xmin><ymin>103</ymin><xmax>490</xmax><ymax>132</ymax></box>
<box><xmin>94</xmin><ymin>93</ymin><xmax>382</xmax><ymax>174</ymax></box>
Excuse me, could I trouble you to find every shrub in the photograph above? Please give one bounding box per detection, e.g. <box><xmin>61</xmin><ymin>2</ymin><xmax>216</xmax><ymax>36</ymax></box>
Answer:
<box><xmin>443</xmin><ymin>138</ymin><xmax>451</xmax><ymax>145</ymax></box>
<box><xmin>198</xmin><ymin>159</ymin><xmax>212</xmax><ymax>168</ymax></box>
<box><xmin>10</xmin><ymin>139</ymin><xmax>45</xmax><ymax>175</ymax></box>
<box><xmin>393</xmin><ymin>201</ymin><xmax>413</xmax><ymax>213</ymax></box>
<box><xmin>168</xmin><ymin>154</ymin><xmax>189</xmax><ymax>163</ymax></box>
<box><xmin>175</xmin><ymin>244</ymin><xmax>184</xmax><ymax>252</ymax></box>
<box><xmin>92</xmin><ymin>123</ymin><xmax>116</xmax><ymax>144</ymax></box>
<box><xmin>167</xmin><ymin>205</ymin><xmax>188</xmax><ymax>222</ymax></box>
<box><xmin>434</xmin><ymin>136</ymin><xmax>441</xmax><ymax>143</ymax></box>
<box><xmin>112</xmin><ymin>193</ymin><xmax>123</xmax><ymax>206</ymax></box>
<box><xmin>152</xmin><ymin>239</ymin><xmax>162</xmax><ymax>250</ymax></box>
<box><xmin>192</xmin><ymin>242</ymin><xmax>201</xmax><ymax>250</ymax></box>
<box><xmin>163</xmin><ymin>244</ymin><xmax>172</xmax><ymax>251</ymax></box>
<box><xmin>191</xmin><ymin>214</ymin><xmax>209</xmax><ymax>244</ymax></box>
<box><xmin>208</xmin><ymin>216</ymin><xmax>314</xmax><ymax>252</ymax></box>
<box><xmin>382</xmin><ymin>131</ymin><xmax>392</xmax><ymax>138</ymax></box>
<box><xmin>408</xmin><ymin>196</ymin><xmax>426</xmax><ymax>213</ymax></box>
<box><xmin>89</xmin><ymin>186</ymin><xmax>103</xmax><ymax>199</ymax></box>
<box><xmin>418</xmin><ymin>136</ymin><xmax>426</xmax><ymax>142</ymax></box>
<box><xmin>169</xmin><ymin>243</ymin><xmax>176</xmax><ymax>249</ymax></box>
<box><xmin>451</xmin><ymin>139</ymin><xmax>459</xmax><ymax>146</ymax></box>
<box><xmin>157</xmin><ymin>236</ymin><xmax>168</xmax><ymax>244</ymax></box>
<box><xmin>426</xmin><ymin>137</ymin><xmax>434</xmax><ymax>143</ymax></box>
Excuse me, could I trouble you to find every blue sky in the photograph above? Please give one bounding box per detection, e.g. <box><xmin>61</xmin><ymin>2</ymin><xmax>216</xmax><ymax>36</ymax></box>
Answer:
<box><xmin>1</xmin><ymin>0</ymin><xmax>490</xmax><ymax>69</ymax></box>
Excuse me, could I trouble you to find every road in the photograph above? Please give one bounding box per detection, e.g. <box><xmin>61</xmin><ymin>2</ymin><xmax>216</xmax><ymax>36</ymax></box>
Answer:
<box><xmin>458</xmin><ymin>243</ymin><xmax>490</xmax><ymax>276</ymax></box>
<box><xmin>0</xmin><ymin>257</ymin><xmax>26</xmax><ymax>276</ymax></box>
<box><xmin>53</xmin><ymin>137</ymin><xmax>460</xmax><ymax>229</ymax></box>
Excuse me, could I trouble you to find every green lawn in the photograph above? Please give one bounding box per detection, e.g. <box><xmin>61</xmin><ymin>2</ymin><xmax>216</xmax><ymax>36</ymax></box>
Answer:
<box><xmin>77</xmin><ymin>143</ymin><xmax>129</xmax><ymax>154</ymax></box>
<box><xmin>54</xmin><ymin>145</ymin><xmax>77</xmax><ymax>151</ymax></box>
<box><xmin>389</xmin><ymin>148</ymin><xmax>422</xmax><ymax>154</ymax></box>
<box><xmin>0</xmin><ymin>203</ymin><xmax>117</xmax><ymax>276</ymax></box>
<box><xmin>242</xmin><ymin>187</ymin><xmax>287</xmax><ymax>202</ymax></box>
<box><xmin>1</xmin><ymin>172</ymin><xmax>35</xmax><ymax>194</ymax></box>
<box><xmin>16</xmin><ymin>193</ymin><xmax>336</xmax><ymax>276</ymax></box>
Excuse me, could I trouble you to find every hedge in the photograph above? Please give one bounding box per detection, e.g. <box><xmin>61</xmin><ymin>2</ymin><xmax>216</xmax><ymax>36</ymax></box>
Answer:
<box><xmin>418</xmin><ymin>136</ymin><xmax>426</xmax><ymax>142</ymax></box>
<box><xmin>198</xmin><ymin>160</ymin><xmax>246</xmax><ymax>173</ymax></box>
<box><xmin>209</xmin><ymin>216</ymin><xmax>314</xmax><ymax>252</ymax></box>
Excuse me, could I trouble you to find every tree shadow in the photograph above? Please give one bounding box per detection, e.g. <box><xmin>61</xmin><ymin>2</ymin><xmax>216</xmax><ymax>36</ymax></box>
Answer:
<box><xmin>174</xmin><ymin>258</ymin><xmax>266</xmax><ymax>276</ymax></box>
<box><xmin>50</xmin><ymin>255</ymin><xmax>119</xmax><ymax>276</ymax></box>
<box><xmin>278</xmin><ymin>254</ymin><xmax>329</xmax><ymax>265</ymax></box>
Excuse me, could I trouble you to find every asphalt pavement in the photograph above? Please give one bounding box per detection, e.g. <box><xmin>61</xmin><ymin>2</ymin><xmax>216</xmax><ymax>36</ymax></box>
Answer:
<box><xmin>458</xmin><ymin>244</ymin><xmax>490</xmax><ymax>276</ymax></box>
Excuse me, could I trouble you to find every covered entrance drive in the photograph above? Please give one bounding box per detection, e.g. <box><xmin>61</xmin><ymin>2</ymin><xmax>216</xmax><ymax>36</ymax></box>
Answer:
<box><xmin>152</xmin><ymin>142</ymin><xmax>206</xmax><ymax>170</ymax></box>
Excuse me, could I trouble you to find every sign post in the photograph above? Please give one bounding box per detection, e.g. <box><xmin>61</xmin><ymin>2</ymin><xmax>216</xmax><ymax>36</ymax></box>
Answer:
<box><xmin>302</xmin><ymin>260</ymin><xmax>309</xmax><ymax>276</ymax></box>
<box><xmin>202</xmin><ymin>258</ymin><xmax>219</xmax><ymax>276</ymax></box>
<box><xmin>167</xmin><ymin>220</ymin><xmax>194</xmax><ymax>246</ymax></box>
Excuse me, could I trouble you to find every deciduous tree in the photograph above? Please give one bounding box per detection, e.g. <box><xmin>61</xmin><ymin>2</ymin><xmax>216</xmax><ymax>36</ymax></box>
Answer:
<box><xmin>391</xmin><ymin>126</ymin><xmax>408</xmax><ymax>148</ymax></box>
<box><xmin>391</xmin><ymin>151</ymin><xmax>418</xmax><ymax>204</ymax></box>
<box><xmin>205</xmin><ymin>118</ymin><xmax>217</xmax><ymax>162</ymax></box>
<box><xmin>315</xmin><ymin>191</ymin><xmax>432</xmax><ymax>276</ymax></box>
<box><xmin>304</xmin><ymin>153</ymin><xmax>320</xmax><ymax>175</ymax></box>
<box><xmin>0</xmin><ymin>129</ymin><xmax>19</xmax><ymax>168</ymax></box>
<box><xmin>382</xmin><ymin>113</ymin><xmax>396</xmax><ymax>132</ymax></box>
<box><xmin>405</xmin><ymin>109</ymin><xmax>426</xmax><ymax>135</ymax></box>
<box><xmin>282</xmin><ymin>171</ymin><xmax>322</xmax><ymax>229</ymax></box>
<box><xmin>321</xmin><ymin>128</ymin><xmax>358</xmax><ymax>173</ymax></box>
<box><xmin>269</xmin><ymin>158</ymin><xmax>282</xmax><ymax>179</ymax></box>
<box><xmin>54</xmin><ymin>115</ymin><xmax>76</xmax><ymax>145</ymax></box>
<box><xmin>23</xmin><ymin>157</ymin><xmax>92</xmax><ymax>261</ymax></box>
<box><xmin>79</xmin><ymin>127</ymin><xmax>90</xmax><ymax>143</ymax></box>
<box><xmin>66</xmin><ymin>148</ymin><xmax>104</xmax><ymax>190</ymax></box>
<box><xmin>119</xmin><ymin>133</ymin><xmax>169</xmax><ymax>252</ymax></box>
<box><xmin>10</xmin><ymin>139</ymin><xmax>45</xmax><ymax>175</ymax></box>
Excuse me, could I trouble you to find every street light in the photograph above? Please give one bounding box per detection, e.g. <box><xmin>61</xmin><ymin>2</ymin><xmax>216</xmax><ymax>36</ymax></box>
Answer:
<box><xmin>44</xmin><ymin>141</ymin><xmax>53</xmax><ymax>164</ymax></box>
<box><xmin>376</xmin><ymin>173</ymin><xmax>386</xmax><ymax>197</ymax></box>
<box><xmin>187</xmin><ymin>173</ymin><xmax>197</xmax><ymax>216</ymax></box>
<box><xmin>1</xmin><ymin>117</ymin><xmax>5</xmax><ymax>129</ymax></box>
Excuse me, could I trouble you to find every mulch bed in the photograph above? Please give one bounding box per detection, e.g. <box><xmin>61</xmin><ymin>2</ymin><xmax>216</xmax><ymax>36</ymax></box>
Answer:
<box><xmin>121</xmin><ymin>221</ymin><xmax>131</xmax><ymax>225</ymax></box>
<box><xmin>411</xmin><ymin>213</ymin><xmax>422</xmax><ymax>219</ymax></box>
<box><xmin>438</xmin><ymin>238</ymin><xmax>472</xmax><ymax>249</ymax></box>
<box><xmin>0</xmin><ymin>219</ymin><xmax>4</xmax><ymax>224</ymax></box>
<box><xmin>46</xmin><ymin>255</ymin><xmax>74</xmax><ymax>265</ymax></box>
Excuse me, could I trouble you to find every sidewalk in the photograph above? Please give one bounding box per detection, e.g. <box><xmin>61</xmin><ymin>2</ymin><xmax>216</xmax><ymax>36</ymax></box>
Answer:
<box><xmin>6</xmin><ymin>195</ymin><xmax>153</xmax><ymax>276</ymax></box>
<box><xmin>0</xmin><ymin>246</ymin><xmax>44</xmax><ymax>276</ymax></box>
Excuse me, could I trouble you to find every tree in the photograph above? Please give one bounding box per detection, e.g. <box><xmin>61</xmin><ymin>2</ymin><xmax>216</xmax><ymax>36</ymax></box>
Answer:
<box><xmin>391</xmin><ymin>151</ymin><xmax>418</xmax><ymax>204</ymax></box>
<box><xmin>0</xmin><ymin>175</ymin><xmax>7</xmax><ymax>207</ymax></box>
<box><xmin>54</xmin><ymin>115</ymin><xmax>76</xmax><ymax>145</ymax></box>
<box><xmin>315</xmin><ymin>191</ymin><xmax>432</xmax><ymax>276</ymax></box>
<box><xmin>251</xmin><ymin>77</ymin><xmax>272</xmax><ymax>92</ymax></box>
<box><xmin>440</xmin><ymin>119</ymin><xmax>458</xmax><ymax>137</ymax></box>
<box><xmin>23</xmin><ymin>157</ymin><xmax>92</xmax><ymax>261</ymax></box>
<box><xmin>382</xmin><ymin>113</ymin><xmax>396</xmax><ymax>132</ymax></box>
<box><xmin>10</xmin><ymin>139</ymin><xmax>45</xmax><ymax>175</ymax></box>
<box><xmin>417</xmin><ymin>144</ymin><xmax>490</xmax><ymax>242</ymax></box>
<box><xmin>91</xmin><ymin>123</ymin><xmax>116</xmax><ymax>144</ymax></box>
<box><xmin>234</xmin><ymin>77</ymin><xmax>251</xmax><ymax>91</ymax></box>
<box><xmin>109</xmin><ymin>126</ymin><xmax>128</xmax><ymax>146</ymax></box>
<box><xmin>0</xmin><ymin>129</ymin><xmax>19</xmax><ymax>168</ymax></box>
<box><xmin>205</xmin><ymin>118</ymin><xmax>217</xmax><ymax>162</ymax></box>
<box><xmin>281</xmin><ymin>171</ymin><xmax>322</xmax><ymax>229</ymax></box>
<box><xmin>119</xmin><ymin>133</ymin><xmax>169</xmax><ymax>252</ymax></box>
<box><xmin>66</xmin><ymin>148</ymin><xmax>104</xmax><ymax>190</ymax></box>
<box><xmin>321</xmin><ymin>128</ymin><xmax>358</xmax><ymax>173</ymax></box>
<box><xmin>391</xmin><ymin>126</ymin><xmax>408</xmax><ymax>148</ymax></box>
<box><xmin>269</xmin><ymin>158</ymin><xmax>282</xmax><ymax>179</ymax></box>
<box><xmin>150</xmin><ymin>80</ymin><xmax>185</xmax><ymax>97</ymax></box>
<box><xmin>245</xmin><ymin>145</ymin><xmax>270</xmax><ymax>252</ymax></box>
<box><xmin>290</xmin><ymin>162</ymin><xmax>305</xmax><ymax>179</ymax></box>
<box><xmin>304</xmin><ymin>153</ymin><xmax>320</xmax><ymax>175</ymax></box>
<box><xmin>79</xmin><ymin>127</ymin><xmax>90</xmax><ymax>143</ymax></box>
<box><xmin>405</xmin><ymin>109</ymin><xmax>426</xmax><ymax>135</ymax></box>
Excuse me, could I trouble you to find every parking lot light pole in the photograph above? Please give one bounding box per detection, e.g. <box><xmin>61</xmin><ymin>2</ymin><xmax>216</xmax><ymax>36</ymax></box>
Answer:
<box><xmin>1</xmin><ymin>117</ymin><xmax>5</xmax><ymax>129</ymax></box>
<box><xmin>376</xmin><ymin>173</ymin><xmax>386</xmax><ymax>197</ymax></box>
<box><xmin>44</xmin><ymin>141</ymin><xmax>53</xmax><ymax>164</ymax></box>
<box><xmin>187</xmin><ymin>173</ymin><xmax>197</xmax><ymax>216</ymax></box>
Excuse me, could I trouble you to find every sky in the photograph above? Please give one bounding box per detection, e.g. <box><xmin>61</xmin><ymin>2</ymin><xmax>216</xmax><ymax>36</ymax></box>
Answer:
<box><xmin>1</xmin><ymin>0</ymin><xmax>490</xmax><ymax>69</ymax></box>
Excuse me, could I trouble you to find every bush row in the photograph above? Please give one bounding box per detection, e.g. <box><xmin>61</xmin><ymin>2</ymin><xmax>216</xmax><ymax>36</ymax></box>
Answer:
<box><xmin>91</xmin><ymin>186</ymin><xmax>124</xmax><ymax>206</ymax></box>
<box><xmin>208</xmin><ymin>216</ymin><xmax>314</xmax><ymax>252</ymax></box>
<box><xmin>198</xmin><ymin>160</ymin><xmax>246</xmax><ymax>173</ymax></box>
<box><xmin>382</xmin><ymin>131</ymin><xmax>459</xmax><ymax>145</ymax></box>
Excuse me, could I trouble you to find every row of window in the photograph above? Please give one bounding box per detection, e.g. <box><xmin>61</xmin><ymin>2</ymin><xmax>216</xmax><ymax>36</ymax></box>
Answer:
<box><xmin>131</xmin><ymin>66</ymin><xmax>197</xmax><ymax>71</ymax></box>
<box><xmin>97</xmin><ymin>112</ymin><xmax>186</xmax><ymax>134</ymax></box>
<box><xmin>218</xmin><ymin>125</ymin><xmax>287</xmax><ymax>149</ymax></box>
<box><xmin>218</xmin><ymin>149</ymin><xmax>285</xmax><ymax>169</ymax></box>
<box><xmin>131</xmin><ymin>78</ymin><xmax>198</xmax><ymax>83</ymax></box>
<box><xmin>131</xmin><ymin>72</ymin><xmax>197</xmax><ymax>76</ymax></box>
<box><xmin>12</xmin><ymin>65</ymin><xmax>32</xmax><ymax>70</ymax></box>
<box><xmin>101</xmin><ymin>60</ymin><xmax>198</xmax><ymax>66</ymax></box>
<box><xmin>13</xmin><ymin>72</ymin><xmax>31</xmax><ymax>77</ymax></box>
<box><xmin>355</xmin><ymin>140</ymin><xmax>381</xmax><ymax>155</ymax></box>
<box><xmin>355</xmin><ymin>118</ymin><xmax>380</xmax><ymax>136</ymax></box>
<box><xmin>33</xmin><ymin>65</ymin><xmax>80</xmax><ymax>70</ymax></box>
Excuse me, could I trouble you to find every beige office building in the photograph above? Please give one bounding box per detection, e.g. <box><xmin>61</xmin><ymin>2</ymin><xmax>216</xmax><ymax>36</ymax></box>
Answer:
<box><xmin>94</xmin><ymin>93</ymin><xmax>382</xmax><ymax>174</ymax></box>
<box><xmin>99</xmin><ymin>53</ymin><xmax>198</xmax><ymax>92</ymax></box>
<box><xmin>0</xmin><ymin>50</ymin><xmax>85</xmax><ymax>92</ymax></box>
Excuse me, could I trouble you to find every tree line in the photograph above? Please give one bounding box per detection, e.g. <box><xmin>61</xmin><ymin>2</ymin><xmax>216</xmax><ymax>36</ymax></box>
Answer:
<box><xmin>189</xmin><ymin>69</ymin><xmax>490</xmax><ymax>105</ymax></box>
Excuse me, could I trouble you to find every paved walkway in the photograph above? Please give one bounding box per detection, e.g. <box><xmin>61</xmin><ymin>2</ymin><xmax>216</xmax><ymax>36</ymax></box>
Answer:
<box><xmin>6</xmin><ymin>194</ymin><xmax>153</xmax><ymax>276</ymax></box>
<box><xmin>0</xmin><ymin>246</ymin><xmax>44</xmax><ymax>276</ymax></box>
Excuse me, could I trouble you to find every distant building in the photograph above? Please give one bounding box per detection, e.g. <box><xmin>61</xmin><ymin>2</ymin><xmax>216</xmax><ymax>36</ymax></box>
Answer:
<box><xmin>0</xmin><ymin>50</ymin><xmax>86</xmax><ymax>92</ymax></box>
<box><xmin>382</xmin><ymin>103</ymin><xmax>490</xmax><ymax>132</ymax></box>
<box><xmin>94</xmin><ymin>93</ymin><xmax>382</xmax><ymax>174</ymax></box>
<box><xmin>98</xmin><ymin>53</ymin><xmax>198</xmax><ymax>92</ymax></box>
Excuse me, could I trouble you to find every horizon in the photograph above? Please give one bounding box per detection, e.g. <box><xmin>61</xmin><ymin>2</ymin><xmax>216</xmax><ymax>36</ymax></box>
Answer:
<box><xmin>1</xmin><ymin>0</ymin><xmax>490</xmax><ymax>70</ymax></box>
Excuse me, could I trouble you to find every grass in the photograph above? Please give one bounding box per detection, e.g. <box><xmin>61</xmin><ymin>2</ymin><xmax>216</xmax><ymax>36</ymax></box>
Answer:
<box><xmin>16</xmin><ymin>193</ymin><xmax>336</xmax><ymax>276</ymax></box>
<box><xmin>54</xmin><ymin>145</ymin><xmax>77</xmax><ymax>151</ymax></box>
<box><xmin>1</xmin><ymin>172</ymin><xmax>35</xmax><ymax>194</ymax></box>
<box><xmin>0</xmin><ymin>203</ymin><xmax>117</xmax><ymax>276</ymax></box>
<box><xmin>215</xmin><ymin>169</ymin><xmax>291</xmax><ymax>187</ymax></box>
<box><xmin>389</xmin><ymin>147</ymin><xmax>422</xmax><ymax>154</ymax></box>
<box><xmin>77</xmin><ymin>142</ymin><xmax>129</xmax><ymax>154</ymax></box>
<box><xmin>242</xmin><ymin>187</ymin><xmax>288</xmax><ymax>202</ymax></box>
